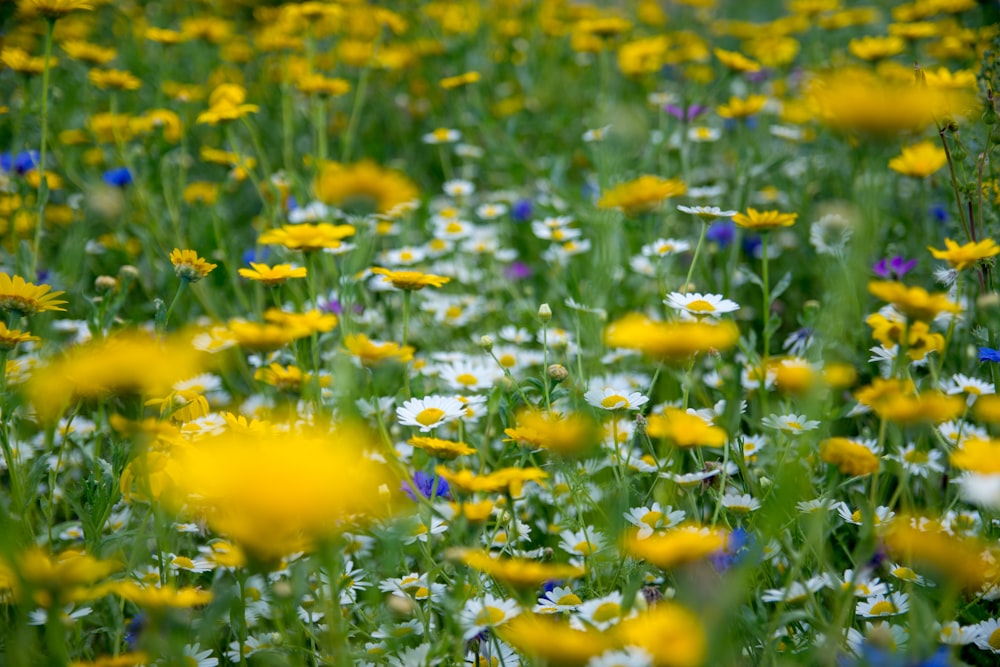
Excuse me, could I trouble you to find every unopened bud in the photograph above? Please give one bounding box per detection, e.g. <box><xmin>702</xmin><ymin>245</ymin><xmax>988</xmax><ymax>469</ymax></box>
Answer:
<box><xmin>548</xmin><ymin>364</ymin><xmax>568</xmax><ymax>382</ymax></box>
<box><xmin>479</xmin><ymin>335</ymin><xmax>494</xmax><ymax>351</ymax></box>
<box><xmin>119</xmin><ymin>264</ymin><xmax>139</xmax><ymax>279</ymax></box>
<box><xmin>538</xmin><ymin>303</ymin><xmax>552</xmax><ymax>322</ymax></box>
<box><xmin>95</xmin><ymin>275</ymin><xmax>118</xmax><ymax>293</ymax></box>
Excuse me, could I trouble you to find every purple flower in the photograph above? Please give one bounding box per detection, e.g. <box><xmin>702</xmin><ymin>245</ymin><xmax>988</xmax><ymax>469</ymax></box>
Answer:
<box><xmin>504</xmin><ymin>261</ymin><xmax>533</xmax><ymax>280</ymax></box>
<box><xmin>404</xmin><ymin>470</ymin><xmax>451</xmax><ymax>501</ymax></box>
<box><xmin>511</xmin><ymin>198</ymin><xmax>533</xmax><ymax>222</ymax></box>
<box><xmin>872</xmin><ymin>256</ymin><xmax>917</xmax><ymax>280</ymax></box>
<box><xmin>664</xmin><ymin>104</ymin><xmax>708</xmax><ymax>121</ymax></box>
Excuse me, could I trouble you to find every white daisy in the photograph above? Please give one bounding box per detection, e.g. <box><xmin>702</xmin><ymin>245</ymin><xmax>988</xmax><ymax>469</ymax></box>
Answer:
<box><xmin>623</xmin><ymin>503</ymin><xmax>685</xmax><ymax>539</ymax></box>
<box><xmin>577</xmin><ymin>592</ymin><xmax>631</xmax><ymax>631</ymax></box>
<box><xmin>676</xmin><ymin>205</ymin><xmax>737</xmax><ymax>221</ymax></box>
<box><xmin>422</xmin><ymin>127</ymin><xmax>461</xmax><ymax>144</ymax></box>
<box><xmin>587</xmin><ymin>647</ymin><xmax>653</xmax><ymax>667</ymax></box>
<box><xmin>535</xmin><ymin>586</ymin><xmax>583</xmax><ymax>613</ymax></box>
<box><xmin>761</xmin><ymin>413</ymin><xmax>821</xmax><ymax>435</ymax></box>
<box><xmin>380</xmin><ymin>246</ymin><xmax>428</xmax><ymax>266</ymax></box>
<box><xmin>809</xmin><ymin>213</ymin><xmax>853</xmax><ymax>256</ymax></box>
<box><xmin>687</xmin><ymin>126</ymin><xmax>721</xmax><ymax>142</ymax></box>
<box><xmin>559</xmin><ymin>528</ymin><xmax>605</xmax><ymax>557</ymax></box>
<box><xmin>761</xmin><ymin>577</ymin><xmax>827</xmax><ymax>603</ymax></box>
<box><xmin>182</xmin><ymin>643</ymin><xmax>219</xmax><ymax>667</ymax></box>
<box><xmin>582</xmin><ymin>125</ymin><xmax>612</xmax><ymax>142</ymax></box>
<box><xmin>396</xmin><ymin>396</ymin><xmax>467</xmax><ymax>432</ymax></box>
<box><xmin>443</xmin><ymin>179</ymin><xmax>475</xmax><ymax>198</ymax></box>
<box><xmin>584</xmin><ymin>386</ymin><xmax>649</xmax><ymax>411</ymax></box>
<box><xmin>664</xmin><ymin>292</ymin><xmax>740</xmax><ymax>319</ymax></box>
<box><xmin>856</xmin><ymin>592</ymin><xmax>909</xmax><ymax>618</ymax></box>
<box><xmin>475</xmin><ymin>202</ymin><xmax>507</xmax><ymax>220</ymax></box>
<box><xmin>846</xmin><ymin>622</ymin><xmax>908</xmax><ymax>656</ymax></box>
<box><xmin>436</xmin><ymin>360</ymin><xmax>504</xmax><ymax>391</ymax></box>
<box><xmin>943</xmin><ymin>373</ymin><xmax>995</xmax><ymax>404</ymax></box>
<box><xmin>939</xmin><ymin>620</ymin><xmax>981</xmax><ymax>645</ymax></box>
<box><xmin>532</xmin><ymin>220</ymin><xmax>582</xmax><ymax>241</ymax></box>
<box><xmin>890</xmin><ymin>444</ymin><xmax>945</xmax><ymax>477</ymax></box>
<box><xmin>886</xmin><ymin>562</ymin><xmax>928</xmax><ymax>587</ymax></box>
<box><xmin>836</xmin><ymin>505</ymin><xmax>895</xmax><ymax>527</ymax></box>
<box><xmin>837</xmin><ymin>569</ymin><xmax>888</xmax><ymax>598</ymax></box>
<box><xmin>460</xmin><ymin>594</ymin><xmax>520</xmax><ymax>640</ymax></box>
<box><xmin>720</xmin><ymin>492</ymin><xmax>761</xmax><ymax>514</ymax></box>
<box><xmin>641</xmin><ymin>238</ymin><xmax>691</xmax><ymax>258</ymax></box>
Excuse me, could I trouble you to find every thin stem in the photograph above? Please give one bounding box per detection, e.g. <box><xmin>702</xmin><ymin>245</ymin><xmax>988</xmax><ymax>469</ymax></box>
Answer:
<box><xmin>402</xmin><ymin>290</ymin><xmax>412</xmax><ymax>399</ymax></box>
<box><xmin>160</xmin><ymin>280</ymin><xmax>188</xmax><ymax>333</ymax></box>
<box><xmin>759</xmin><ymin>233</ymin><xmax>771</xmax><ymax>419</ymax></box>
<box><xmin>682</xmin><ymin>222</ymin><xmax>708</xmax><ymax>294</ymax></box>
<box><xmin>29</xmin><ymin>19</ymin><xmax>56</xmax><ymax>279</ymax></box>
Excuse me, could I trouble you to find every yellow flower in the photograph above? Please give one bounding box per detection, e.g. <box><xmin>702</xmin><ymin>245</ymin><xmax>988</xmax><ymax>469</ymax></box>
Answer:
<box><xmin>103</xmin><ymin>581</ymin><xmax>212</xmax><ymax>608</ymax></box>
<box><xmin>264</xmin><ymin>308</ymin><xmax>338</xmax><ymax>334</ymax></box>
<box><xmin>0</xmin><ymin>322</ymin><xmax>39</xmax><ymax>351</ymax></box>
<box><xmin>343</xmin><ymin>333</ymin><xmax>413</xmax><ymax>366</ymax></box>
<box><xmin>8</xmin><ymin>548</ymin><xmax>120</xmax><ymax>607</ymax></box>
<box><xmin>646</xmin><ymin>408</ymin><xmax>727</xmax><ymax>447</ymax></box>
<box><xmin>0</xmin><ymin>47</ymin><xmax>55</xmax><ymax>75</ymax></box>
<box><xmin>61</xmin><ymin>40</ymin><xmax>116</xmax><ymax>65</ymax></box>
<box><xmin>713</xmin><ymin>47</ymin><xmax>761</xmax><ymax>72</ymax></box>
<box><xmin>872</xmin><ymin>390</ymin><xmax>965</xmax><ymax>425</ymax></box>
<box><xmin>616</xmin><ymin>604</ymin><xmax>707</xmax><ymax>667</ymax></box>
<box><xmin>258</xmin><ymin>223</ymin><xmax>356</xmax><ymax>252</ymax></box>
<box><xmin>88</xmin><ymin>68</ymin><xmax>141</xmax><ymax>91</ymax></box>
<box><xmin>182</xmin><ymin>181</ymin><xmax>220</xmax><ymax>205</ymax></box>
<box><xmin>18</xmin><ymin>0</ymin><xmax>93</xmax><ymax>19</ymax></box>
<box><xmin>313</xmin><ymin>160</ymin><xmax>419</xmax><ymax>216</ymax></box>
<box><xmin>0</xmin><ymin>272</ymin><xmax>67</xmax><ymax>316</ymax></box>
<box><xmin>407</xmin><ymin>436</ymin><xmax>476</xmax><ymax>458</ymax></box>
<box><xmin>169</xmin><ymin>248</ymin><xmax>217</xmax><ymax>282</ymax></box>
<box><xmin>974</xmin><ymin>395</ymin><xmax>1000</xmax><ymax>423</ymax></box>
<box><xmin>889</xmin><ymin>140</ymin><xmax>947</xmax><ymax>177</ymax></box>
<box><xmin>145</xmin><ymin>27</ymin><xmax>187</xmax><ymax>44</ymax></box>
<box><xmin>498</xmin><ymin>613</ymin><xmax>616</xmax><ymax>665</ymax></box>
<box><xmin>370</xmin><ymin>267</ymin><xmax>451</xmax><ymax>290</ymax></box>
<box><xmin>597</xmin><ymin>175</ymin><xmax>687</xmax><ymax>216</ymax></box>
<box><xmin>294</xmin><ymin>73</ymin><xmax>351</xmax><ymax>97</ymax></box>
<box><xmin>848</xmin><ymin>35</ymin><xmax>906</xmax><ymax>60</ymax></box>
<box><xmin>69</xmin><ymin>652</ymin><xmax>149</xmax><ymax>667</ymax></box>
<box><xmin>623</xmin><ymin>525</ymin><xmax>728</xmax><ymax>569</ymax></box>
<box><xmin>951</xmin><ymin>438</ymin><xmax>1000</xmax><ymax>474</ymax></box>
<box><xmin>238</xmin><ymin>262</ymin><xmax>307</xmax><ymax>286</ymax></box>
<box><xmin>435</xmin><ymin>465</ymin><xmax>547</xmax><ymax>496</ymax></box>
<box><xmin>196</xmin><ymin>84</ymin><xmax>259</xmax><ymax>125</ymax></box>
<box><xmin>867</xmin><ymin>280</ymin><xmax>960</xmax><ymax>320</ymax></box>
<box><xmin>881</xmin><ymin>517</ymin><xmax>1000</xmax><ymax>591</ymax></box>
<box><xmin>732</xmin><ymin>207</ymin><xmax>798</xmax><ymax>231</ymax></box>
<box><xmin>820</xmin><ymin>438</ymin><xmax>880</xmax><ymax>476</ymax></box>
<box><xmin>503</xmin><ymin>409</ymin><xmax>599</xmax><ymax>457</ymax></box>
<box><xmin>27</xmin><ymin>331</ymin><xmax>207</xmax><ymax>421</ymax></box>
<box><xmin>866</xmin><ymin>314</ymin><xmax>944</xmax><ymax>360</ymax></box>
<box><xmin>928</xmin><ymin>237</ymin><xmax>1000</xmax><ymax>271</ymax></box>
<box><xmin>440</xmin><ymin>70</ymin><xmax>480</xmax><ymax>89</ymax></box>
<box><xmin>224</xmin><ymin>320</ymin><xmax>309</xmax><ymax>352</ymax></box>
<box><xmin>603</xmin><ymin>313</ymin><xmax>739</xmax><ymax>362</ymax></box>
<box><xmin>457</xmin><ymin>549</ymin><xmax>586</xmax><ymax>589</ymax></box>
<box><xmin>717</xmin><ymin>94</ymin><xmax>768</xmax><ymax>119</ymax></box>
<box><xmin>158</xmin><ymin>422</ymin><xmax>400</xmax><ymax>565</ymax></box>
<box><xmin>255</xmin><ymin>363</ymin><xmax>329</xmax><ymax>393</ymax></box>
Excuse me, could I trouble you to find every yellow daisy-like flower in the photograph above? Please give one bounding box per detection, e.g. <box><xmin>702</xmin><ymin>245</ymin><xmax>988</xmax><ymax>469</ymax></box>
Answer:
<box><xmin>435</xmin><ymin>465</ymin><xmax>547</xmax><ymax>497</ymax></box>
<box><xmin>68</xmin><ymin>651</ymin><xmax>149</xmax><ymax>667</ymax></box>
<box><xmin>313</xmin><ymin>160</ymin><xmax>419</xmax><ymax>216</ymax></box>
<box><xmin>646</xmin><ymin>408</ymin><xmax>727</xmax><ymax>447</ymax></box>
<box><xmin>225</xmin><ymin>320</ymin><xmax>309</xmax><ymax>352</ymax></box>
<box><xmin>623</xmin><ymin>524</ymin><xmax>729</xmax><ymax>569</ymax></box>
<box><xmin>370</xmin><ymin>267</ymin><xmax>450</xmax><ymax>290</ymax></box>
<box><xmin>717</xmin><ymin>94</ymin><xmax>768</xmax><ymax>120</ymax></box>
<box><xmin>18</xmin><ymin>0</ymin><xmax>93</xmax><ymax>19</ymax></box>
<box><xmin>263</xmin><ymin>308</ymin><xmax>338</xmax><ymax>335</ymax></box>
<box><xmin>889</xmin><ymin>140</ymin><xmax>947</xmax><ymax>178</ymax></box>
<box><xmin>440</xmin><ymin>71</ymin><xmax>480</xmax><ymax>89</ymax></box>
<box><xmin>928</xmin><ymin>238</ymin><xmax>1000</xmax><ymax>271</ymax></box>
<box><xmin>603</xmin><ymin>313</ymin><xmax>739</xmax><ymax>363</ymax></box>
<box><xmin>872</xmin><ymin>390</ymin><xmax>965</xmax><ymax>425</ymax></box>
<box><xmin>713</xmin><ymin>47</ymin><xmax>761</xmax><ymax>72</ymax></box>
<box><xmin>238</xmin><ymin>262</ymin><xmax>307</xmax><ymax>286</ymax></box>
<box><xmin>502</xmin><ymin>409</ymin><xmax>599</xmax><ymax>457</ymax></box>
<box><xmin>951</xmin><ymin>438</ymin><xmax>1000</xmax><ymax>474</ymax></box>
<box><xmin>0</xmin><ymin>47</ymin><xmax>54</xmax><ymax>75</ymax></box>
<box><xmin>732</xmin><ymin>208</ymin><xmax>798</xmax><ymax>231</ymax></box>
<box><xmin>597</xmin><ymin>175</ymin><xmax>687</xmax><ymax>216</ymax></box>
<box><xmin>407</xmin><ymin>436</ymin><xmax>476</xmax><ymax>458</ymax></box>
<box><xmin>258</xmin><ymin>223</ymin><xmax>356</xmax><ymax>252</ymax></box>
<box><xmin>293</xmin><ymin>73</ymin><xmax>351</xmax><ymax>97</ymax></box>
<box><xmin>255</xmin><ymin>363</ymin><xmax>329</xmax><ymax>393</ymax></box>
<box><xmin>0</xmin><ymin>322</ymin><xmax>40</xmax><ymax>351</ymax></box>
<box><xmin>88</xmin><ymin>68</ymin><xmax>141</xmax><ymax>91</ymax></box>
<box><xmin>848</xmin><ymin>35</ymin><xmax>906</xmax><ymax>61</ymax></box>
<box><xmin>0</xmin><ymin>272</ymin><xmax>67</xmax><ymax>316</ymax></box>
<box><xmin>497</xmin><ymin>614</ymin><xmax>616</xmax><ymax>665</ymax></box>
<box><xmin>169</xmin><ymin>248</ymin><xmax>217</xmax><ymax>282</ymax></box>
<box><xmin>457</xmin><ymin>549</ymin><xmax>586</xmax><ymax>589</ymax></box>
<box><xmin>343</xmin><ymin>333</ymin><xmax>414</xmax><ymax>366</ymax></box>
<box><xmin>61</xmin><ymin>40</ymin><xmax>116</xmax><ymax>65</ymax></box>
<box><xmin>820</xmin><ymin>437</ymin><xmax>880</xmax><ymax>476</ymax></box>
<box><xmin>196</xmin><ymin>84</ymin><xmax>259</xmax><ymax>125</ymax></box>
<box><xmin>102</xmin><ymin>581</ymin><xmax>212</xmax><ymax>609</ymax></box>
<box><xmin>867</xmin><ymin>280</ymin><xmax>961</xmax><ymax>321</ymax></box>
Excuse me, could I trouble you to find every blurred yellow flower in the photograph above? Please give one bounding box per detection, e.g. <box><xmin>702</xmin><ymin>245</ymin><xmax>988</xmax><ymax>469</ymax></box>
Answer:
<box><xmin>313</xmin><ymin>160</ymin><xmax>419</xmax><ymax>216</ymax></box>
<box><xmin>503</xmin><ymin>409</ymin><xmax>599</xmax><ymax>457</ymax></box>
<box><xmin>343</xmin><ymin>333</ymin><xmax>414</xmax><ymax>366</ymax></box>
<box><xmin>458</xmin><ymin>549</ymin><xmax>586</xmax><ymax>589</ymax></box>
<box><xmin>732</xmin><ymin>208</ymin><xmax>798</xmax><ymax>230</ymax></box>
<box><xmin>258</xmin><ymin>223</ymin><xmax>356</xmax><ymax>252</ymax></box>
<box><xmin>238</xmin><ymin>262</ymin><xmax>307</xmax><ymax>286</ymax></box>
<box><xmin>820</xmin><ymin>438</ymin><xmax>880</xmax><ymax>475</ymax></box>
<box><xmin>0</xmin><ymin>272</ymin><xmax>67</xmax><ymax>316</ymax></box>
<box><xmin>623</xmin><ymin>524</ymin><xmax>728</xmax><ymax>569</ymax></box>
<box><xmin>370</xmin><ymin>267</ymin><xmax>451</xmax><ymax>290</ymax></box>
<box><xmin>646</xmin><ymin>408</ymin><xmax>727</xmax><ymax>447</ymax></box>
<box><xmin>597</xmin><ymin>176</ymin><xmax>687</xmax><ymax>216</ymax></box>
<box><xmin>604</xmin><ymin>314</ymin><xmax>739</xmax><ymax>362</ymax></box>
<box><xmin>889</xmin><ymin>140</ymin><xmax>947</xmax><ymax>177</ymax></box>
<box><xmin>928</xmin><ymin>237</ymin><xmax>1000</xmax><ymax>270</ymax></box>
<box><xmin>713</xmin><ymin>47</ymin><xmax>761</xmax><ymax>72</ymax></box>
<box><xmin>717</xmin><ymin>95</ymin><xmax>768</xmax><ymax>119</ymax></box>
<box><xmin>868</xmin><ymin>280</ymin><xmax>960</xmax><ymax>320</ymax></box>
<box><xmin>848</xmin><ymin>35</ymin><xmax>906</xmax><ymax>60</ymax></box>
<box><xmin>88</xmin><ymin>68</ymin><xmax>141</xmax><ymax>91</ymax></box>
<box><xmin>18</xmin><ymin>0</ymin><xmax>93</xmax><ymax>19</ymax></box>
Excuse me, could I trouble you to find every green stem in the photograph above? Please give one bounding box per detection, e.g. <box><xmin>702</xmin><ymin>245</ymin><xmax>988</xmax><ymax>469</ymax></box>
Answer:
<box><xmin>759</xmin><ymin>233</ymin><xmax>771</xmax><ymax>419</ymax></box>
<box><xmin>681</xmin><ymin>222</ymin><xmax>708</xmax><ymax>294</ymax></box>
<box><xmin>341</xmin><ymin>35</ymin><xmax>380</xmax><ymax>163</ymax></box>
<box><xmin>29</xmin><ymin>19</ymin><xmax>55</xmax><ymax>279</ymax></box>
<box><xmin>160</xmin><ymin>280</ymin><xmax>188</xmax><ymax>333</ymax></box>
<box><xmin>402</xmin><ymin>290</ymin><xmax>412</xmax><ymax>399</ymax></box>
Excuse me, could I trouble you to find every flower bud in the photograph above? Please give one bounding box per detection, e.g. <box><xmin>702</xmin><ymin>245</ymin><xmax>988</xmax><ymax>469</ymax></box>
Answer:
<box><xmin>478</xmin><ymin>335</ymin><xmax>494</xmax><ymax>351</ymax></box>
<box><xmin>538</xmin><ymin>303</ymin><xmax>552</xmax><ymax>322</ymax></box>
<box><xmin>547</xmin><ymin>364</ymin><xmax>568</xmax><ymax>382</ymax></box>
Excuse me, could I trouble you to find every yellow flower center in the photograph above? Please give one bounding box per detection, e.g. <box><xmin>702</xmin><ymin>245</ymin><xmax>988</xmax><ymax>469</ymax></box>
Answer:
<box><xmin>869</xmin><ymin>600</ymin><xmax>897</xmax><ymax>615</ymax></box>
<box><xmin>432</xmin><ymin>128</ymin><xmax>452</xmax><ymax>141</ymax></box>
<box><xmin>392</xmin><ymin>626</ymin><xmax>414</xmax><ymax>637</ymax></box>
<box><xmin>552</xmin><ymin>229</ymin><xmax>566</xmax><ymax>240</ymax></box>
<box><xmin>494</xmin><ymin>532</ymin><xmax>508</xmax><ymax>544</ymax></box>
<box><xmin>446</xmin><ymin>222</ymin><xmax>463</xmax><ymax>233</ymax></box>
<box><xmin>656</xmin><ymin>243</ymin><xmax>674</xmax><ymax>254</ymax></box>
<box><xmin>989</xmin><ymin>627</ymin><xmax>1000</xmax><ymax>650</ymax></box>
<box><xmin>787</xmin><ymin>421</ymin><xmax>802</xmax><ymax>430</ymax></box>
<box><xmin>171</xmin><ymin>556</ymin><xmax>196</xmax><ymax>569</ymax></box>
<box><xmin>601</xmin><ymin>394</ymin><xmax>629</xmax><ymax>409</ymax></box>
<box><xmin>893</xmin><ymin>567</ymin><xmax>917</xmax><ymax>581</ymax></box>
<box><xmin>640</xmin><ymin>510</ymin><xmax>663</xmax><ymax>527</ymax></box>
<box><xmin>686</xmin><ymin>299</ymin><xmax>716</xmax><ymax>312</ymax></box>
<box><xmin>414</xmin><ymin>586</ymin><xmax>429</xmax><ymax>598</ymax></box>
<box><xmin>499</xmin><ymin>354</ymin><xmax>516</xmax><ymax>368</ymax></box>
<box><xmin>416</xmin><ymin>408</ymin><xmax>445</xmax><ymax>426</ymax></box>
<box><xmin>904</xmin><ymin>450</ymin><xmax>928</xmax><ymax>464</ymax></box>
<box><xmin>556</xmin><ymin>593</ymin><xmax>582</xmax><ymax>606</ymax></box>
<box><xmin>476</xmin><ymin>606</ymin><xmax>506</xmax><ymax>625</ymax></box>
<box><xmin>592</xmin><ymin>601</ymin><xmax>621</xmax><ymax>623</ymax></box>
<box><xmin>445</xmin><ymin>305</ymin><xmax>463</xmax><ymax>320</ymax></box>
<box><xmin>456</xmin><ymin>373</ymin><xmax>479</xmax><ymax>386</ymax></box>
<box><xmin>574</xmin><ymin>540</ymin><xmax>595</xmax><ymax>555</ymax></box>
<box><xmin>400</xmin><ymin>251</ymin><xmax>414</xmax><ymax>261</ymax></box>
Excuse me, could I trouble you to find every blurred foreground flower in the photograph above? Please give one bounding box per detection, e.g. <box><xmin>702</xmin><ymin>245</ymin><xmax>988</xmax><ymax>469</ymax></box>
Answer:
<box><xmin>604</xmin><ymin>314</ymin><xmax>738</xmax><ymax>362</ymax></box>
<box><xmin>155</xmin><ymin>422</ymin><xmax>400</xmax><ymax>566</ymax></box>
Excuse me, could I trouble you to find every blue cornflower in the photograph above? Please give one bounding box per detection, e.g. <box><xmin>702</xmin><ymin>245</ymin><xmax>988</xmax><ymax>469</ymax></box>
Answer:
<box><xmin>979</xmin><ymin>347</ymin><xmax>1000</xmax><ymax>363</ymax></box>
<box><xmin>102</xmin><ymin>167</ymin><xmax>133</xmax><ymax>187</ymax></box>
<box><xmin>707</xmin><ymin>219</ymin><xmax>736</xmax><ymax>248</ymax></box>
<box><xmin>403</xmin><ymin>470</ymin><xmax>451</xmax><ymax>501</ymax></box>
<box><xmin>511</xmin><ymin>198</ymin><xmax>533</xmax><ymax>222</ymax></box>
<box><xmin>13</xmin><ymin>150</ymin><xmax>40</xmax><ymax>174</ymax></box>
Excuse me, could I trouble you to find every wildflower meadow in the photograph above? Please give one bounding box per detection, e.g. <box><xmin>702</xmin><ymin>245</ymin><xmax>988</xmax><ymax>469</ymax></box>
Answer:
<box><xmin>3</xmin><ymin>0</ymin><xmax>1000</xmax><ymax>665</ymax></box>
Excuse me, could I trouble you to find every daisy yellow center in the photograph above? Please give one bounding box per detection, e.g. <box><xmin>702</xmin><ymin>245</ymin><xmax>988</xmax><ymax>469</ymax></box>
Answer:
<box><xmin>494</xmin><ymin>532</ymin><xmax>508</xmax><ymax>544</ymax></box>
<box><xmin>400</xmin><ymin>251</ymin><xmax>414</xmax><ymax>261</ymax></box>
<box><xmin>893</xmin><ymin>567</ymin><xmax>917</xmax><ymax>581</ymax></box>
<box><xmin>686</xmin><ymin>299</ymin><xmax>716</xmax><ymax>312</ymax></box>
<box><xmin>401</xmin><ymin>576</ymin><xmax>419</xmax><ymax>586</ymax></box>
<box><xmin>392</xmin><ymin>626</ymin><xmax>414</xmax><ymax>637</ymax></box>
<box><xmin>870</xmin><ymin>600</ymin><xmax>896</xmax><ymax>615</ymax></box>
<box><xmin>414</xmin><ymin>586</ymin><xmax>429</xmax><ymax>598</ymax></box>
<box><xmin>440</xmin><ymin>207</ymin><xmax>458</xmax><ymax>219</ymax></box>
<box><xmin>171</xmin><ymin>556</ymin><xmax>196</xmax><ymax>569</ymax></box>
<box><xmin>855</xmin><ymin>583</ymin><xmax>871</xmax><ymax>595</ymax></box>
<box><xmin>564</xmin><ymin>241</ymin><xmax>579</xmax><ymax>251</ymax></box>
<box><xmin>429</xmin><ymin>239</ymin><xmax>448</xmax><ymax>250</ymax></box>
<box><xmin>657</xmin><ymin>243</ymin><xmax>674</xmax><ymax>254</ymax></box>
<box><xmin>445</xmin><ymin>305</ymin><xmax>463</xmax><ymax>320</ymax></box>
<box><xmin>574</xmin><ymin>540</ymin><xmax>596</xmax><ymax>555</ymax></box>
<box><xmin>904</xmin><ymin>450</ymin><xmax>928</xmax><ymax>464</ymax></box>
<box><xmin>432</xmin><ymin>128</ymin><xmax>451</xmax><ymax>141</ymax></box>
<box><xmin>851</xmin><ymin>510</ymin><xmax>863</xmax><ymax>522</ymax></box>
<box><xmin>557</xmin><ymin>593</ymin><xmax>582</xmax><ymax>606</ymax></box>
<box><xmin>729</xmin><ymin>503</ymin><xmax>752</xmax><ymax>513</ymax></box>
<box><xmin>641</xmin><ymin>510</ymin><xmax>663</xmax><ymax>527</ymax></box>
<box><xmin>456</xmin><ymin>373</ymin><xmax>479</xmax><ymax>386</ymax></box>
<box><xmin>552</xmin><ymin>229</ymin><xmax>566</xmax><ymax>240</ymax></box>
<box><xmin>787</xmin><ymin>421</ymin><xmax>802</xmax><ymax>430</ymax></box>
<box><xmin>416</xmin><ymin>407</ymin><xmax>445</xmax><ymax>426</ymax></box>
<box><xmin>989</xmin><ymin>628</ymin><xmax>1000</xmax><ymax>650</ymax></box>
<box><xmin>184</xmin><ymin>657</ymin><xmax>199</xmax><ymax>667</ymax></box>
<box><xmin>964</xmin><ymin>385</ymin><xmax>982</xmax><ymax>395</ymax></box>
<box><xmin>601</xmin><ymin>394</ymin><xmax>628</xmax><ymax>408</ymax></box>
<box><xmin>592</xmin><ymin>601</ymin><xmax>621</xmax><ymax>623</ymax></box>
<box><xmin>413</xmin><ymin>523</ymin><xmax>429</xmax><ymax>535</ymax></box>
<box><xmin>446</xmin><ymin>221</ymin><xmax>463</xmax><ymax>233</ymax></box>
<box><xmin>499</xmin><ymin>354</ymin><xmax>516</xmax><ymax>368</ymax></box>
<box><xmin>694</xmin><ymin>128</ymin><xmax>714</xmax><ymax>139</ymax></box>
<box><xmin>476</xmin><ymin>606</ymin><xmax>506</xmax><ymax>625</ymax></box>
<box><xmin>553</xmin><ymin>482</ymin><xmax>570</xmax><ymax>495</ymax></box>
